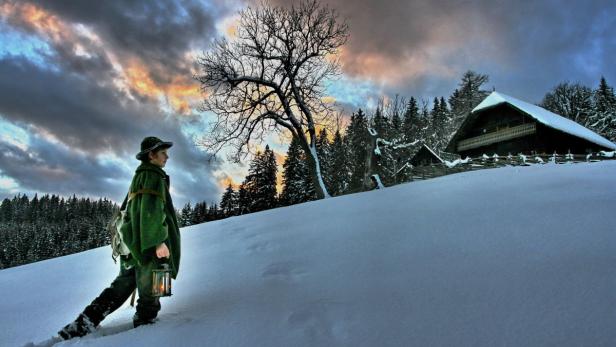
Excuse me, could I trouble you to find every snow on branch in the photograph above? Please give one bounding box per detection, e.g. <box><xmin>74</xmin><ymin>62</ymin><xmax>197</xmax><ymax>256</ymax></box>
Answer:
<box><xmin>368</xmin><ymin>127</ymin><xmax>420</xmax><ymax>156</ymax></box>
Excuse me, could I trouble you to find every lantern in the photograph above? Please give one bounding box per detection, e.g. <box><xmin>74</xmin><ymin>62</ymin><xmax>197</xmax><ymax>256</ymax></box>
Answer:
<box><xmin>152</xmin><ymin>262</ymin><xmax>172</xmax><ymax>297</ymax></box>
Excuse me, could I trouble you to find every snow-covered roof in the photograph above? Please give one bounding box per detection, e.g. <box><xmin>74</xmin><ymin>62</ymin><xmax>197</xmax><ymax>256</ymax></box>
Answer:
<box><xmin>422</xmin><ymin>144</ymin><xmax>444</xmax><ymax>163</ymax></box>
<box><xmin>472</xmin><ymin>91</ymin><xmax>616</xmax><ymax>150</ymax></box>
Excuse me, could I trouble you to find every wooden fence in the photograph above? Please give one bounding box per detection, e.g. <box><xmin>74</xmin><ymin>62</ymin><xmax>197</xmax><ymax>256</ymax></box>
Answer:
<box><xmin>407</xmin><ymin>151</ymin><xmax>616</xmax><ymax>182</ymax></box>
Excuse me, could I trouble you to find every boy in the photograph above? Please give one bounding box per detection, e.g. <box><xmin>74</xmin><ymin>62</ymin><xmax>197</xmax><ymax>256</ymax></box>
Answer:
<box><xmin>58</xmin><ymin>136</ymin><xmax>181</xmax><ymax>339</ymax></box>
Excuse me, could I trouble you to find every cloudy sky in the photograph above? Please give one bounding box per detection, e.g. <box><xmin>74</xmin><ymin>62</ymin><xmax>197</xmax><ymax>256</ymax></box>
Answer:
<box><xmin>0</xmin><ymin>0</ymin><xmax>614</xmax><ymax>208</ymax></box>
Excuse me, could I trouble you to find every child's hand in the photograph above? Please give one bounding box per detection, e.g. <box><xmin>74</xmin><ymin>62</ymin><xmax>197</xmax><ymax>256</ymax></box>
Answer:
<box><xmin>155</xmin><ymin>242</ymin><xmax>170</xmax><ymax>258</ymax></box>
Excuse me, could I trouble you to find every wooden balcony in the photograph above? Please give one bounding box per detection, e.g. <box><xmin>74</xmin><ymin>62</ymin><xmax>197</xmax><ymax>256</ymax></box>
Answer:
<box><xmin>457</xmin><ymin>122</ymin><xmax>536</xmax><ymax>151</ymax></box>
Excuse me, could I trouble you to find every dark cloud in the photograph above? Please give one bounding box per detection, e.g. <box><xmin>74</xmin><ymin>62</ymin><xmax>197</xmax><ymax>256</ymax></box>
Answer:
<box><xmin>0</xmin><ymin>55</ymin><xmax>221</xmax><ymax>207</ymax></box>
<box><xmin>0</xmin><ymin>119</ymin><xmax>129</xmax><ymax>201</ymax></box>
<box><xmin>30</xmin><ymin>0</ymin><xmax>228</xmax><ymax>83</ymax></box>
<box><xmin>0</xmin><ymin>0</ymin><xmax>243</xmax><ymax>116</ymax></box>
<box><xmin>258</xmin><ymin>0</ymin><xmax>616</xmax><ymax>103</ymax></box>
<box><xmin>0</xmin><ymin>57</ymin><xmax>139</xmax><ymax>154</ymax></box>
<box><xmin>0</xmin><ymin>0</ymin><xmax>234</xmax><ymax>206</ymax></box>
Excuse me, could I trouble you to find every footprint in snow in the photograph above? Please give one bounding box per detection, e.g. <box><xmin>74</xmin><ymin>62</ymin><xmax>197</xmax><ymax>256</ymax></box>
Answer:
<box><xmin>246</xmin><ymin>240</ymin><xmax>275</xmax><ymax>254</ymax></box>
<box><xmin>287</xmin><ymin>298</ymin><xmax>352</xmax><ymax>344</ymax></box>
<box><xmin>261</xmin><ymin>261</ymin><xmax>306</xmax><ymax>281</ymax></box>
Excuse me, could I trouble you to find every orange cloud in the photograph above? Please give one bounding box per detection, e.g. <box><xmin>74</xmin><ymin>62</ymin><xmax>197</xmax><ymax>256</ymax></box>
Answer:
<box><xmin>225</xmin><ymin>21</ymin><xmax>238</xmax><ymax>38</ymax></box>
<box><xmin>337</xmin><ymin>16</ymin><xmax>510</xmax><ymax>86</ymax></box>
<box><xmin>217</xmin><ymin>175</ymin><xmax>240</xmax><ymax>190</ymax></box>
<box><xmin>121</xmin><ymin>61</ymin><xmax>201</xmax><ymax>115</ymax></box>
<box><xmin>124</xmin><ymin>62</ymin><xmax>161</xmax><ymax>98</ymax></box>
<box><xmin>321</xmin><ymin>96</ymin><xmax>337</xmax><ymax>105</ymax></box>
<box><xmin>165</xmin><ymin>79</ymin><xmax>202</xmax><ymax>115</ymax></box>
<box><xmin>1</xmin><ymin>2</ymin><xmax>68</xmax><ymax>43</ymax></box>
<box><xmin>218</xmin><ymin>14</ymin><xmax>240</xmax><ymax>39</ymax></box>
<box><xmin>339</xmin><ymin>46</ymin><xmax>457</xmax><ymax>86</ymax></box>
<box><xmin>2</xmin><ymin>2</ymin><xmax>202</xmax><ymax>116</ymax></box>
<box><xmin>216</xmin><ymin>167</ymin><xmax>283</xmax><ymax>195</ymax></box>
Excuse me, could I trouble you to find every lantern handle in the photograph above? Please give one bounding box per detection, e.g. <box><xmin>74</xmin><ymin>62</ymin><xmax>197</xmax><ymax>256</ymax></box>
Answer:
<box><xmin>157</xmin><ymin>258</ymin><xmax>170</xmax><ymax>269</ymax></box>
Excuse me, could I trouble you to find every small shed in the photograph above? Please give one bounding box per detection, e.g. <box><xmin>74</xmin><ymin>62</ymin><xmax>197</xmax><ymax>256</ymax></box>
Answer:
<box><xmin>410</xmin><ymin>143</ymin><xmax>458</xmax><ymax>166</ymax></box>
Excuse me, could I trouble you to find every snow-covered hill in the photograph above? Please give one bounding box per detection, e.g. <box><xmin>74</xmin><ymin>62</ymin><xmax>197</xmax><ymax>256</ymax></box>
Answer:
<box><xmin>2</xmin><ymin>161</ymin><xmax>616</xmax><ymax>346</ymax></box>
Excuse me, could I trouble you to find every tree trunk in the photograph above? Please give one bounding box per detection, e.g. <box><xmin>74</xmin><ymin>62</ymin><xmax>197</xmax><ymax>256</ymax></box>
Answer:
<box><xmin>299</xmin><ymin>137</ymin><xmax>331</xmax><ymax>199</ymax></box>
<box><xmin>363</xmin><ymin>129</ymin><xmax>379</xmax><ymax>190</ymax></box>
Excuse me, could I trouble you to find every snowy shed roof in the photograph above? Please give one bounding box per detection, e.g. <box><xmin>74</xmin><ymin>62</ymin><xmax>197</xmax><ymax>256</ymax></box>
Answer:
<box><xmin>422</xmin><ymin>144</ymin><xmax>444</xmax><ymax>162</ymax></box>
<box><xmin>472</xmin><ymin>91</ymin><xmax>616</xmax><ymax>150</ymax></box>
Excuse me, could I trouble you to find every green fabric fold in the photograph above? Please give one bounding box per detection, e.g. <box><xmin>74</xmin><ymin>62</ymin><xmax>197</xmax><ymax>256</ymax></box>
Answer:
<box><xmin>120</xmin><ymin>161</ymin><xmax>181</xmax><ymax>279</ymax></box>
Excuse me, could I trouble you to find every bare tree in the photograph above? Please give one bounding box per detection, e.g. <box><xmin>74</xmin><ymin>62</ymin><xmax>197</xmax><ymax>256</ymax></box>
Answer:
<box><xmin>365</xmin><ymin>94</ymin><xmax>420</xmax><ymax>187</ymax></box>
<box><xmin>194</xmin><ymin>0</ymin><xmax>349</xmax><ymax>199</ymax></box>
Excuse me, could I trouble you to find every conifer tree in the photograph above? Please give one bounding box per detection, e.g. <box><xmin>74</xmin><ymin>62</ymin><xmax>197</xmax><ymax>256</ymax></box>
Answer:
<box><xmin>207</xmin><ymin>203</ymin><xmax>221</xmax><ymax>221</ymax></box>
<box><xmin>0</xmin><ymin>193</ymin><xmax>131</xmax><ymax>269</ymax></box>
<box><xmin>447</xmin><ymin>70</ymin><xmax>490</xmax><ymax>145</ymax></box>
<box><xmin>180</xmin><ymin>202</ymin><xmax>192</xmax><ymax>227</ymax></box>
<box><xmin>589</xmin><ymin>76</ymin><xmax>616</xmax><ymax>141</ymax></box>
<box><xmin>428</xmin><ymin>97</ymin><xmax>443</xmax><ymax>150</ymax></box>
<box><xmin>328</xmin><ymin>129</ymin><xmax>350</xmax><ymax>195</ymax></box>
<box><xmin>242</xmin><ymin>151</ymin><xmax>261</xmax><ymax>212</ymax></box>
<box><xmin>372</xmin><ymin>105</ymin><xmax>389</xmax><ymax>140</ymax></box>
<box><xmin>243</xmin><ymin>145</ymin><xmax>278</xmax><ymax>212</ymax></box>
<box><xmin>220</xmin><ymin>183</ymin><xmax>237</xmax><ymax>217</ymax></box>
<box><xmin>541</xmin><ymin>82</ymin><xmax>594</xmax><ymax>125</ymax></box>
<box><xmin>345</xmin><ymin>109</ymin><xmax>369</xmax><ymax>192</ymax></box>
<box><xmin>402</xmin><ymin>97</ymin><xmax>420</xmax><ymax>143</ymax></box>
<box><xmin>400</xmin><ymin>97</ymin><xmax>422</xmax><ymax>164</ymax></box>
<box><xmin>391</xmin><ymin>107</ymin><xmax>402</xmax><ymax>138</ymax></box>
<box><xmin>191</xmin><ymin>201</ymin><xmax>207</xmax><ymax>224</ymax></box>
<box><xmin>237</xmin><ymin>184</ymin><xmax>250</xmax><ymax>215</ymax></box>
<box><xmin>417</xmin><ymin>99</ymin><xmax>431</xmax><ymax>142</ymax></box>
<box><xmin>260</xmin><ymin>145</ymin><xmax>279</xmax><ymax>210</ymax></box>
<box><xmin>281</xmin><ymin>136</ymin><xmax>313</xmax><ymax>205</ymax></box>
<box><xmin>440</xmin><ymin>96</ymin><xmax>451</xmax><ymax>138</ymax></box>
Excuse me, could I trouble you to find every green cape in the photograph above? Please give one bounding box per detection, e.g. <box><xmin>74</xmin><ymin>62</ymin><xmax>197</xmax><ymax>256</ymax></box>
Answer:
<box><xmin>120</xmin><ymin>161</ymin><xmax>181</xmax><ymax>279</ymax></box>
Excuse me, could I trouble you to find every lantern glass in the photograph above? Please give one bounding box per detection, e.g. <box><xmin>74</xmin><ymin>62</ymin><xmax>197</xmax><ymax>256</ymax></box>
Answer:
<box><xmin>152</xmin><ymin>263</ymin><xmax>172</xmax><ymax>297</ymax></box>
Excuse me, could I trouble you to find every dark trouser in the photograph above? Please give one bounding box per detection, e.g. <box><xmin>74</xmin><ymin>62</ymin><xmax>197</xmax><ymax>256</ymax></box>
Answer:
<box><xmin>81</xmin><ymin>254</ymin><xmax>161</xmax><ymax>326</ymax></box>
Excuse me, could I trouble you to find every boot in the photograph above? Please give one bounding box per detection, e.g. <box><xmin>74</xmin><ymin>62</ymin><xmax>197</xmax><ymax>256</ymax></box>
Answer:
<box><xmin>57</xmin><ymin>313</ymin><xmax>98</xmax><ymax>340</ymax></box>
<box><xmin>133</xmin><ymin>312</ymin><xmax>157</xmax><ymax>328</ymax></box>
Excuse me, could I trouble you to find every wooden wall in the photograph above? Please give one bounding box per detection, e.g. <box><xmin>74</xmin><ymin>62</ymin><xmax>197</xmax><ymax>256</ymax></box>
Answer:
<box><xmin>455</xmin><ymin>104</ymin><xmax>608</xmax><ymax>157</ymax></box>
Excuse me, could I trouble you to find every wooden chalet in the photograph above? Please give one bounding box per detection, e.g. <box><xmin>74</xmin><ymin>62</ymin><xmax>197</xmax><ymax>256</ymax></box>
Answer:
<box><xmin>445</xmin><ymin>91</ymin><xmax>616</xmax><ymax>158</ymax></box>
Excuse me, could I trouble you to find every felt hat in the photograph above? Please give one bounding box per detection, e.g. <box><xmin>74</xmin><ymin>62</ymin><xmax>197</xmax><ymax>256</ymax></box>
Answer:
<box><xmin>136</xmin><ymin>136</ymin><xmax>173</xmax><ymax>160</ymax></box>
